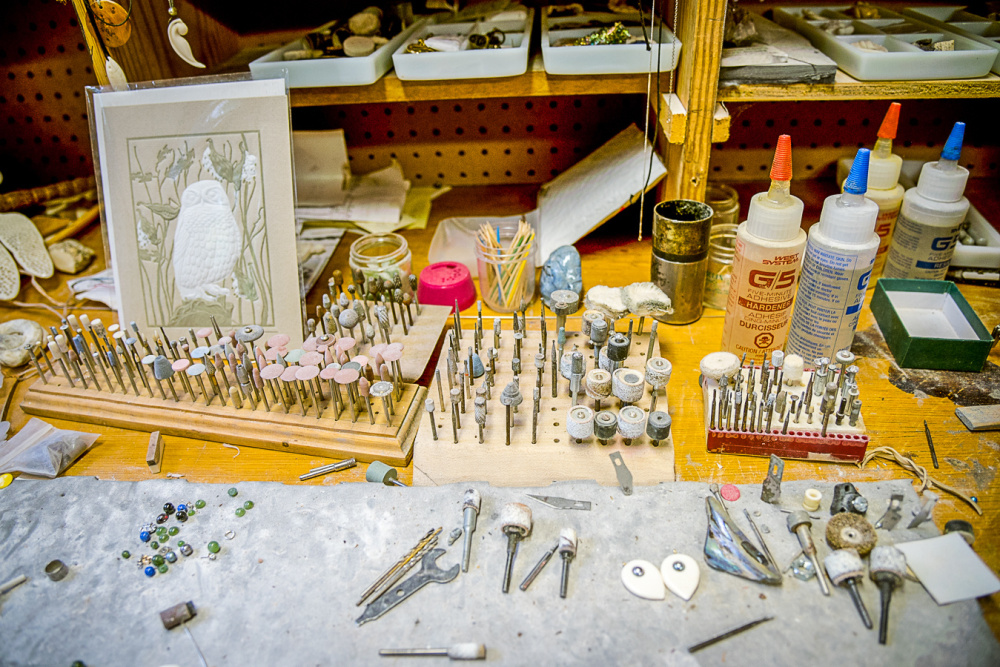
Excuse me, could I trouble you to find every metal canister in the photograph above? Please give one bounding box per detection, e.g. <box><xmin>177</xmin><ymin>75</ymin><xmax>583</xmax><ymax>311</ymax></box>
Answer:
<box><xmin>651</xmin><ymin>200</ymin><xmax>714</xmax><ymax>324</ymax></box>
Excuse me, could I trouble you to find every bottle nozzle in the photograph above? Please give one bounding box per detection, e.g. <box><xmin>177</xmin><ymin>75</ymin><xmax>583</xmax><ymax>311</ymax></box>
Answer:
<box><xmin>770</xmin><ymin>135</ymin><xmax>792</xmax><ymax>182</ymax></box>
<box><xmin>877</xmin><ymin>103</ymin><xmax>900</xmax><ymax>140</ymax></box>
<box><xmin>941</xmin><ymin>121</ymin><xmax>965</xmax><ymax>162</ymax></box>
<box><xmin>843</xmin><ymin>148</ymin><xmax>870</xmax><ymax>196</ymax></box>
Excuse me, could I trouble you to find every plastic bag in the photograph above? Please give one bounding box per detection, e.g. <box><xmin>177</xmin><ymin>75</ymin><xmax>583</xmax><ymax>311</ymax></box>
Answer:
<box><xmin>0</xmin><ymin>418</ymin><xmax>99</xmax><ymax>478</ymax></box>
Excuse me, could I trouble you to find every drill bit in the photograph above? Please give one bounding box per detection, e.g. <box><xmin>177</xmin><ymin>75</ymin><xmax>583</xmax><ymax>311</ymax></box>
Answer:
<box><xmin>461</xmin><ymin>489</ymin><xmax>481</xmax><ymax>573</ymax></box>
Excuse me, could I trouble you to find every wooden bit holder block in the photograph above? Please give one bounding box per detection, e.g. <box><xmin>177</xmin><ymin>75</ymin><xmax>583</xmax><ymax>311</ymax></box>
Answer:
<box><xmin>22</xmin><ymin>374</ymin><xmax>424</xmax><ymax>466</ymax></box>
<box><xmin>413</xmin><ymin>318</ymin><xmax>674</xmax><ymax>487</ymax></box>
<box><xmin>346</xmin><ymin>303</ymin><xmax>451</xmax><ymax>383</ymax></box>
<box><xmin>702</xmin><ymin>365</ymin><xmax>869</xmax><ymax>463</ymax></box>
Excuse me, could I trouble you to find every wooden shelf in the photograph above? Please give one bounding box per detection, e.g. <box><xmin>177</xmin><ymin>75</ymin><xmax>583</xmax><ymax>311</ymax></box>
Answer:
<box><xmin>718</xmin><ymin>70</ymin><xmax>1000</xmax><ymax>102</ymax></box>
<box><xmin>289</xmin><ymin>54</ymin><xmax>659</xmax><ymax>107</ymax></box>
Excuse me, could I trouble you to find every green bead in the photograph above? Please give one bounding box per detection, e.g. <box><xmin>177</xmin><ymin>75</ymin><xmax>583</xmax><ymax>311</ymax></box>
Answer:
<box><xmin>122</xmin><ymin>550</ymin><xmax>131</xmax><ymax>559</ymax></box>
<box><xmin>152</xmin><ymin>555</ymin><xmax>165</xmax><ymax>566</ymax></box>
<box><xmin>161</xmin><ymin>535</ymin><xmax>169</xmax><ymax>543</ymax></box>
<box><xmin>227</xmin><ymin>487</ymin><xmax>238</xmax><ymax>497</ymax></box>
<box><xmin>71</xmin><ymin>662</ymin><xmax>86</xmax><ymax>667</ymax></box>
<box><xmin>177</xmin><ymin>540</ymin><xmax>185</xmax><ymax>547</ymax></box>
<box><xmin>243</xmin><ymin>500</ymin><xmax>254</xmax><ymax>510</ymax></box>
<box><xmin>157</xmin><ymin>564</ymin><xmax>168</xmax><ymax>574</ymax></box>
<box><xmin>150</xmin><ymin>541</ymin><xmax>159</xmax><ymax>549</ymax></box>
<box><xmin>235</xmin><ymin>507</ymin><xmax>245</xmax><ymax>517</ymax></box>
<box><xmin>157</xmin><ymin>527</ymin><xmax>167</xmax><ymax>536</ymax></box>
<box><xmin>168</xmin><ymin>526</ymin><xmax>179</xmax><ymax>536</ymax></box>
<box><xmin>188</xmin><ymin>509</ymin><xmax>196</xmax><ymax>516</ymax></box>
<box><xmin>207</xmin><ymin>541</ymin><xmax>221</xmax><ymax>553</ymax></box>
<box><xmin>195</xmin><ymin>499</ymin><xmax>206</xmax><ymax>508</ymax></box>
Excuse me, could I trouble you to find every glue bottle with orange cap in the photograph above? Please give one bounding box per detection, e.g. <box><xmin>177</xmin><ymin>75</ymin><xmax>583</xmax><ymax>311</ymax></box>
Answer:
<box><xmin>843</xmin><ymin>102</ymin><xmax>904</xmax><ymax>279</ymax></box>
<box><xmin>720</xmin><ymin>135</ymin><xmax>807</xmax><ymax>361</ymax></box>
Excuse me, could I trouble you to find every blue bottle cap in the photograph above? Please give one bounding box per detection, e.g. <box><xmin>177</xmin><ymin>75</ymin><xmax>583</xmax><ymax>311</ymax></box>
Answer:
<box><xmin>941</xmin><ymin>122</ymin><xmax>965</xmax><ymax>161</ymax></box>
<box><xmin>844</xmin><ymin>148</ymin><xmax>870</xmax><ymax>195</ymax></box>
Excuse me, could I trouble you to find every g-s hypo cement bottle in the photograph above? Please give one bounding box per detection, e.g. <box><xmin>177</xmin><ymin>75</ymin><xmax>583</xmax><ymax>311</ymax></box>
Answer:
<box><xmin>860</xmin><ymin>102</ymin><xmax>904</xmax><ymax>279</ymax></box>
<box><xmin>721</xmin><ymin>135</ymin><xmax>806</xmax><ymax>361</ymax></box>
<box><xmin>785</xmin><ymin>148</ymin><xmax>879</xmax><ymax>361</ymax></box>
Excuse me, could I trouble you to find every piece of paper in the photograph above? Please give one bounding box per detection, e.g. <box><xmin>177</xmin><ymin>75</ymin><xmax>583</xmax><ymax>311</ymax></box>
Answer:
<box><xmin>292</xmin><ymin>129</ymin><xmax>350</xmax><ymax>206</ymax></box>
<box><xmin>897</xmin><ymin>532</ymin><xmax>1000</xmax><ymax>605</ymax></box>
<box><xmin>295</xmin><ymin>161</ymin><xmax>409</xmax><ymax>225</ymax></box>
<box><xmin>69</xmin><ymin>268</ymin><xmax>118</xmax><ymax>310</ymax></box>
<box><xmin>356</xmin><ymin>186</ymin><xmax>451</xmax><ymax>234</ymax></box>
<box><xmin>297</xmin><ymin>227</ymin><xmax>345</xmax><ymax>296</ymax></box>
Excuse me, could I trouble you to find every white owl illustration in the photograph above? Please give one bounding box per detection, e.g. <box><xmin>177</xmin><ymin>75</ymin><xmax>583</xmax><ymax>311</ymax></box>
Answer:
<box><xmin>172</xmin><ymin>180</ymin><xmax>241</xmax><ymax>302</ymax></box>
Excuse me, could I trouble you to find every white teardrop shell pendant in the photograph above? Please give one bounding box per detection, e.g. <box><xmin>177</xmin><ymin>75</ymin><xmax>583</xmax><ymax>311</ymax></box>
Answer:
<box><xmin>621</xmin><ymin>559</ymin><xmax>666</xmax><ymax>601</ymax></box>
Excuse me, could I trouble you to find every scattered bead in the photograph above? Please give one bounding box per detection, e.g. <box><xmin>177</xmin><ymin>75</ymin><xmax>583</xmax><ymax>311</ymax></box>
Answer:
<box><xmin>227</xmin><ymin>487</ymin><xmax>238</xmax><ymax>497</ymax></box>
<box><xmin>152</xmin><ymin>555</ymin><xmax>165</xmax><ymax>566</ymax></box>
<box><xmin>150</xmin><ymin>541</ymin><xmax>159</xmax><ymax>549</ymax></box>
<box><xmin>243</xmin><ymin>500</ymin><xmax>254</xmax><ymax>510</ymax></box>
<box><xmin>168</xmin><ymin>526</ymin><xmax>179</xmax><ymax>536</ymax></box>
<box><xmin>156</xmin><ymin>526</ymin><xmax>167</xmax><ymax>536</ymax></box>
<box><xmin>144</xmin><ymin>566</ymin><xmax>156</xmax><ymax>577</ymax></box>
<box><xmin>208</xmin><ymin>553</ymin><xmax>217</xmax><ymax>561</ymax></box>
<box><xmin>156</xmin><ymin>513</ymin><xmax>168</xmax><ymax>524</ymax></box>
<box><xmin>195</xmin><ymin>499</ymin><xmax>206</xmax><ymax>508</ymax></box>
<box><xmin>163</xmin><ymin>502</ymin><xmax>175</xmax><ymax>515</ymax></box>
<box><xmin>177</xmin><ymin>503</ymin><xmax>188</xmax><ymax>513</ymax></box>
<box><xmin>177</xmin><ymin>540</ymin><xmax>185</xmax><ymax>547</ymax></box>
<box><xmin>71</xmin><ymin>661</ymin><xmax>86</xmax><ymax>667</ymax></box>
<box><xmin>140</xmin><ymin>531</ymin><xmax>151</xmax><ymax>543</ymax></box>
<box><xmin>175</xmin><ymin>510</ymin><xmax>189</xmax><ymax>522</ymax></box>
<box><xmin>180</xmin><ymin>544</ymin><xmax>194</xmax><ymax>557</ymax></box>
<box><xmin>157</xmin><ymin>564</ymin><xmax>168</xmax><ymax>574</ymax></box>
<box><xmin>164</xmin><ymin>551</ymin><xmax>178</xmax><ymax>563</ymax></box>
<box><xmin>122</xmin><ymin>551</ymin><xmax>131</xmax><ymax>559</ymax></box>
<box><xmin>235</xmin><ymin>508</ymin><xmax>245</xmax><ymax>517</ymax></box>
<box><xmin>207</xmin><ymin>541</ymin><xmax>221</xmax><ymax>554</ymax></box>
<box><xmin>224</xmin><ymin>530</ymin><xmax>236</xmax><ymax>540</ymax></box>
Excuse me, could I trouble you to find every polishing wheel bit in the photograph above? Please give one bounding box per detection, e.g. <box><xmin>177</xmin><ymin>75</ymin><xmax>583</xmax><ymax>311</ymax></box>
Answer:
<box><xmin>825</xmin><ymin>512</ymin><xmax>877</xmax><ymax>556</ymax></box>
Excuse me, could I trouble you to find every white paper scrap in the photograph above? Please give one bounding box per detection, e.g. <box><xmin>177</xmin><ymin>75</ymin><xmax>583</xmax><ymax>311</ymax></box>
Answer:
<box><xmin>897</xmin><ymin>532</ymin><xmax>1000</xmax><ymax>605</ymax></box>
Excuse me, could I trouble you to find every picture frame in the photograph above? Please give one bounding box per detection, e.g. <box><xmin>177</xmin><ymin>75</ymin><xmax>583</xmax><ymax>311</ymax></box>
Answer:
<box><xmin>88</xmin><ymin>76</ymin><xmax>303</xmax><ymax>346</ymax></box>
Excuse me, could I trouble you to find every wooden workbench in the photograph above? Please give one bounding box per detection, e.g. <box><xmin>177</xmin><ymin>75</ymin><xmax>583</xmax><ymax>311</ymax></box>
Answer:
<box><xmin>2</xmin><ymin>184</ymin><xmax>998</xmax><ymax>637</ymax></box>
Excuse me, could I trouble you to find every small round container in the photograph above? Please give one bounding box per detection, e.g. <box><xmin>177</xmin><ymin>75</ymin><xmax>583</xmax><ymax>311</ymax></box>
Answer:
<box><xmin>706</xmin><ymin>182</ymin><xmax>740</xmax><ymax>227</ymax></box>
<box><xmin>650</xmin><ymin>199</ymin><xmax>713</xmax><ymax>325</ymax></box>
<box><xmin>349</xmin><ymin>232</ymin><xmax>413</xmax><ymax>292</ymax></box>
<box><xmin>474</xmin><ymin>220</ymin><xmax>536</xmax><ymax>313</ymax></box>
<box><xmin>418</xmin><ymin>262</ymin><xmax>477</xmax><ymax>311</ymax></box>
<box><xmin>45</xmin><ymin>559</ymin><xmax>68</xmax><ymax>581</ymax></box>
<box><xmin>703</xmin><ymin>223</ymin><xmax>738</xmax><ymax>310</ymax></box>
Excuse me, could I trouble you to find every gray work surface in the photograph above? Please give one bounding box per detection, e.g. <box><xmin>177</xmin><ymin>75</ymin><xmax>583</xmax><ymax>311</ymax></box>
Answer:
<box><xmin>0</xmin><ymin>476</ymin><xmax>997</xmax><ymax>666</ymax></box>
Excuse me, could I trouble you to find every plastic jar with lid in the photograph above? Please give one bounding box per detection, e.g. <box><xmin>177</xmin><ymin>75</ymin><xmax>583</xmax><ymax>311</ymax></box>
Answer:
<box><xmin>703</xmin><ymin>223</ymin><xmax>738</xmax><ymax>310</ymax></box>
<box><xmin>349</xmin><ymin>232</ymin><xmax>413</xmax><ymax>292</ymax></box>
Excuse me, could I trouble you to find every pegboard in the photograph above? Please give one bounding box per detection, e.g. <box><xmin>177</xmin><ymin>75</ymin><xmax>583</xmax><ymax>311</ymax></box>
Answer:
<box><xmin>293</xmin><ymin>95</ymin><xmax>646</xmax><ymax>186</ymax></box>
<box><xmin>0</xmin><ymin>0</ymin><xmax>98</xmax><ymax>189</ymax></box>
<box><xmin>710</xmin><ymin>99</ymin><xmax>1000</xmax><ymax>181</ymax></box>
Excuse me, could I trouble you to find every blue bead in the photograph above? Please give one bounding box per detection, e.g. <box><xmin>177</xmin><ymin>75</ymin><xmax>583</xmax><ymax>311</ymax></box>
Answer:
<box><xmin>140</xmin><ymin>531</ymin><xmax>151</xmax><ymax>542</ymax></box>
<box><xmin>177</xmin><ymin>504</ymin><xmax>188</xmax><ymax>513</ymax></box>
<box><xmin>144</xmin><ymin>566</ymin><xmax>156</xmax><ymax>577</ymax></box>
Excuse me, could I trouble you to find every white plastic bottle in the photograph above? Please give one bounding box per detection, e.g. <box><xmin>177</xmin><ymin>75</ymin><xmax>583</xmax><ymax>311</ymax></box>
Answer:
<box><xmin>858</xmin><ymin>103</ymin><xmax>904</xmax><ymax>279</ymax></box>
<box><xmin>721</xmin><ymin>135</ymin><xmax>806</xmax><ymax>361</ymax></box>
<box><xmin>883</xmin><ymin>122</ymin><xmax>969</xmax><ymax>280</ymax></box>
<box><xmin>785</xmin><ymin>149</ymin><xmax>880</xmax><ymax>362</ymax></box>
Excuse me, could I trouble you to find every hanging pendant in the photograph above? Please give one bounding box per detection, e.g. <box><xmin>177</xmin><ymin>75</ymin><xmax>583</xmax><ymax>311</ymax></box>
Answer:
<box><xmin>168</xmin><ymin>17</ymin><xmax>206</xmax><ymax>68</ymax></box>
<box><xmin>90</xmin><ymin>0</ymin><xmax>132</xmax><ymax>47</ymax></box>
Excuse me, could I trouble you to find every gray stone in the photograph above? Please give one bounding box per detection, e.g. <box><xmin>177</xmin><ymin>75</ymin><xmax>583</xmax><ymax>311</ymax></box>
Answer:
<box><xmin>48</xmin><ymin>239</ymin><xmax>96</xmax><ymax>274</ymax></box>
<box><xmin>540</xmin><ymin>245</ymin><xmax>583</xmax><ymax>307</ymax></box>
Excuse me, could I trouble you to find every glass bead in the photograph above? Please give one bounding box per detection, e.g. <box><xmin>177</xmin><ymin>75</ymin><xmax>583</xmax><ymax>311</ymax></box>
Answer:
<box><xmin>164</xmin><ymin>551</ymin><xmax>178</xmax><ymax>563</ymax></box>
<box><xmin>168</xmin><ymin>526</ymin><xmax>179</xmax><ymax>536</ymax></box>
<box><xmin>157</xmin><ymin>564</ymin><xmax>168</xmax><ymax>574</ymax></box>
<box><xmin>122</xmin><ymin>551</ymin><xmax>131</xmax><ymax>559</ymax></box>
<box><xmin>243</xmin><ymin>501</ymin><xmax>254</xmax><ymax>510</ymax></box>
<box><xmin>144</xmin><ymin>566</ymin><xmax>155</xmax><ymax>577</ymax></box>
<box><xmin>177</xmin><ymin>540</ymin><xmax>185</xmax><ymax>547</ymax></box>
<box><xmin>161</xmin><ymin>535</ymin><xmax>170</xmax><ymax>543</ymax></box>
<box><xmin>207</xmin><ymin>541</ymin><xmax>221</xmax><ymax>553</ymax></box>
<box><xmin>177</xmin><ymin>503</ymin><xmax>188</xmax><ymax>513</ymax></box>
<box><xmin>227</xmin><ymin>487</ymin><xmax>238</xmax><ymax>497</ymax></box>
<box><xmin>140</xmin><ymin>531</ymin><xmax>151</xmax><ymax>542</ymax></box>
<box><xmin>157</xmin><ymin>527</ymin><xmax>167</xmax><ymax>536</ymax></box>
<box><xmin>175</xmin><ymin>511</ymin><xmax>188</xmax><ymax>523</ymax></box>
<box><xmin>71</xmin><ymin>662</ymin><xmax>86</xmax><ymax>667</ymax></box>
<box><xmin>180</xmin><ymin>544</ymin><xmax>193</xmax><ymax>557</ymax></box>
<box><xmin>235</xmin><ymin>508</ymin><xmax>245</xmax><ymax>517</ymax></box>
<box><xmin>156</xmin><ymin>513</ymin><xmax>168</xmax><ymax>524</ymax></box>
<box><xmin>186</xmin><ymin>509</ymin><xmax>195</xmax><ymax>516</ymax></box>
<box><xmin>163</xmin><ymin>502</ymin><xmax>175</xmax><ymax>515</ymax></box>
<box><xmin>195</xmin><ymin>499</ymin><xmax>206</xmax><ymax>508</ymax></box>
<box><xmin>150</xmin><ymin>541</ymin><xmax>159</xmax><ymax>549</ymax></box>
<box><xmin>152</xmin><ymin>555</ymin><xmax>165</xmax><ymax>566</ymax></box>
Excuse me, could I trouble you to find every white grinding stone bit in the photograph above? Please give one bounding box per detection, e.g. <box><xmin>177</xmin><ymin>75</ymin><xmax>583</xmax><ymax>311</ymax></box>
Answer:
<box><xmin>824</xmin><ymin>548</ymin><xmax>864</xmax><ymax>586</ymax></box>
<box><xmin>566</xmin><ymin>405</ymin><xmax>595</xmax><ymax>441</ymax></box>
<box><xmin>612</xmin><ymin>368</ymin><xmax>645</xmax><ymax>403</ymax></box>
<box><xmin>699</xmin><ymin>351</ymin><xmax>741</xmax><ymax>381</ymax></box>
<box><xmin>500</xmin><ymin>502</ymin><xmax>532</xmax><ymax>534</ymax></box>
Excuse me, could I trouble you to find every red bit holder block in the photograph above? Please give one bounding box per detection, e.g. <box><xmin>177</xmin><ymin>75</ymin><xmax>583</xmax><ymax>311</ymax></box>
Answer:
<box><xmin>706</xmin><ymin>428</ymin><xmax>870</xmax><ymax>463</ymax></box>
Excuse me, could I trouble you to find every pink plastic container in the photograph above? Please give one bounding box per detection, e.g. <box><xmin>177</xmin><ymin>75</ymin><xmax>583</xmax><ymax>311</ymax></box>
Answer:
<box><xmin>418</xmin><ymin>262</ymin><xmax>476</xmax><ymax>312</ymax></box>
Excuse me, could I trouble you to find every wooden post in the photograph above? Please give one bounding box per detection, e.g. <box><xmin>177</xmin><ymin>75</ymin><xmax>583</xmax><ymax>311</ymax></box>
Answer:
<box><xmin>662</xmin><ymin>0</ymin><xmax>728</xmax><ymax>202</ymax></box>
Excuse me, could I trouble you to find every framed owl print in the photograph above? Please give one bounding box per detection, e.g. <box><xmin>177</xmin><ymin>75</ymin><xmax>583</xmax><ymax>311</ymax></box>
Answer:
<box><xmin>89</xmin><ymin>76</ymin><xmax>303</xmax><ymax>346</ymax></box>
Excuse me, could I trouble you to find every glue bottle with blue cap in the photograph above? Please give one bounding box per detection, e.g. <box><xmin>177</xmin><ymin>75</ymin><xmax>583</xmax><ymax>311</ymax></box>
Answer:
<box><xmin>785</xmin><ymin>148</ymin><xmax>880</xmax><ymax>361</ymax></box>
<box><xmin>884</xmin><ymin>122</ymin><xmax>970</xmax><ymax>280</ymax></box>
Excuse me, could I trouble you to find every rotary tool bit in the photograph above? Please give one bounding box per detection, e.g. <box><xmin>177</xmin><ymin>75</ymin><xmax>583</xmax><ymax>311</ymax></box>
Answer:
<box><xmin>824</xmin><ymin>549</ymin><xmax>873</xmax><ymax>629</ymax></box>
<box><xmin>787</xmin><ymin>511</ymin><xmax>830</xmax><ymax>596</ymax></box>
<box><xmin>461</xmin><ymin>488</ymin><xmax>481</xmax><ymax>573</ymax></box>
<box><xmin>557</xmin><ymin>528</ymin><xmax>577</xmax><ymax>598</ymax></box>
<box><xmin>500</xmin><ymin>502</ymin><xmax>532</xmax><ymax>593</ymax></box>
<box><xmin>870</xmin><ymin>545</ymin><xmax>906</xmax><ymax>645</ymax></box>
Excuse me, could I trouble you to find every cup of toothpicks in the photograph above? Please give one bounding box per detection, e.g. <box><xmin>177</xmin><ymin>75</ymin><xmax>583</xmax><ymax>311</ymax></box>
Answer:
<box><xmin>474</xmin><ymin>218</ymin><xmax>536</xmax><ymax>313</ymax></box>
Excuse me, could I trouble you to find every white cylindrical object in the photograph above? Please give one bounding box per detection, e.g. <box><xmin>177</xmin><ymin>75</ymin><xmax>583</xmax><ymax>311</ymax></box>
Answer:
<box><xmin>869</xmin><ymin>545</ymin><xmax>907</xmax><ymax>577</ymax></box>
<box><xmin>499</xmin><ymin>502</ymin><xmax>532</xmax><ymax>534</ymax></box>
<box><xmin>785</xmin><ymin>192</ymin><xmax>879</xmax><ymax>361</ymax></box>
<box><xmin>699</xmin><ymin>352</ymin><xmax>741</xmax><ymax>382</ymax></box>
<box><xmin>585</xmin><ymin>369</ymin><xmax>612</xmax><ymax>400</ymax></box>
<box><xmin>783</xmin><ymin>354</ymin><xmax>805</xmax><ymax>385</ymax></box>
<box><xmin>463</xmin><ymin>488</ymin><xmax>482</xmax><ymax>511</ymax></box>
<box><xmin>558</xmin><ymin>527</ymin><xmax>578</xmax><ymax>556</ymax></box>
<box><xmin>617</xmin><ymin>406</ymin><xmax>646</xmax><ymax>440</ymax></box>
<box><xmin>566</xmin><ymin>405</ymin><xmax>595</xmax><ymax>441</ymax></box>
<box><xmin>612</xmin><ymin>368</ymin><xmax>645</xmax><ymax>404</ymax></box>
<box><xmin>644</xmin><ymin>357</ymin><xmax>672</xmax><ymax>389</ymax></box>
<box><xmin>803</xmin><ymin>488</ymin><xmax>822</xmax><ymax>511</ymax></box>
<box><xmin>824</xmin><ymin>548</ymin><xmax>864</xmax><ymax>586</ymax></box>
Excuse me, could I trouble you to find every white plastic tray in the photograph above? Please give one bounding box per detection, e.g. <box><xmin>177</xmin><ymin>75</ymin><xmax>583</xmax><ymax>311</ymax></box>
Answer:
<box><xmin>773</xmin><ymin>5</ymin><xmax>995</xmax><ymax>80</ymax></box>
<box><xmin>904</xmin><ymin>6</ymin><xmax>1000</xmax><ymax>74</ymax></box>
<box><xmin>249</xmin><ymin>18</ymin><xmax>427</xmax><ymax>87</ymax></box>
<box><xmin>391</xmin><ymin>9</ymin><xmax>534</xmax><ymax>80</ymax></box>
<box><xmin>541</xmin><ymin>10</ymin><xmax>681</xmax><ymax>75</ymax></box>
